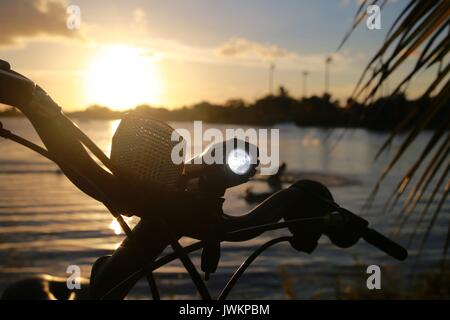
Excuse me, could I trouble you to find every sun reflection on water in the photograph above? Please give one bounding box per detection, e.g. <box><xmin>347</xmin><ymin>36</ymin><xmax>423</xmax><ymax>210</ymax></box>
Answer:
<box><xmin>109</xmin><ymin>216</ymin><xmax>136</xmax><ymax>235</ymax></box>
<box><xmin>109</xmin><ymin>218</ymin><xmax>123</xmax><ymax>235</ymax></box>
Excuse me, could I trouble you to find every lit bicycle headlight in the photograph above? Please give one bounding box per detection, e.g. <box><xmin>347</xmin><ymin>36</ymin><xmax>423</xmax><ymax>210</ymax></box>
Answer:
<box><xmin>227</xmin><ymin>148</ymin><xmax>252</xmax><ymax>175</ymax></box>
<box><xmin>183</xmin><ymin>138</ymin><xmax>259</xmax><ymax>195</ymax></box>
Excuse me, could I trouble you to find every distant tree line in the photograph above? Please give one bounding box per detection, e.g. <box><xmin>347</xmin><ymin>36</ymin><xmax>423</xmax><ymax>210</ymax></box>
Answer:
<box><xmin>0</xmin><ymin>86</ymin><xmax>447</xmax><ymax>131</ymax></box>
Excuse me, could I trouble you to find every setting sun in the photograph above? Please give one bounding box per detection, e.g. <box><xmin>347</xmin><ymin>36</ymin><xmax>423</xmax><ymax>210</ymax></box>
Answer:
<box><xmin>85</xmin><ymin>45</ymin><xmax>163</xmax><ymax>110</ymax></box>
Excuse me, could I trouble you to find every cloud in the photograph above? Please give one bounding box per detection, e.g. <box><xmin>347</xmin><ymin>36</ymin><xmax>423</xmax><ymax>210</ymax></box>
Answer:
<box><xmin>0</xmin><ymin>0</ymin><xmax>82</xmax><ymax>46</ymax></box>
<box><xmin>215</xmin><ymin>37</ymin><xmax>292</xmax><ymax>60</ymax></box>
<box><xmin>212</xmin><ymin>37</ymin><xmax>363</xmax><ymax>73</ymax></box>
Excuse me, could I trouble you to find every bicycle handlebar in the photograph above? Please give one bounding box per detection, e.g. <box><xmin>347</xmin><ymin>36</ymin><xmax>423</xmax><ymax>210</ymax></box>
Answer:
<box><xmin>0</xmin><ymin>68</ymin><xmax>35</xmax><ymax>108</ymax></box>
<box><xmin>363</xmin><ymin>228</ymin><xmax>408</xmax><ymax>261</ymax></box>
<box><xmin>0</xmin><ymin>59</ymin><xmax>407</xmax><ymax>300</ymax></box>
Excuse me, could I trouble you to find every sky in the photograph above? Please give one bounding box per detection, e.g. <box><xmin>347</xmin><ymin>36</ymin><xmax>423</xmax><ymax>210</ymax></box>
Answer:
<box><xmin>0</xmin><ymin>0</ymin><xmax>431</xmax><ymax>111</ymax></box>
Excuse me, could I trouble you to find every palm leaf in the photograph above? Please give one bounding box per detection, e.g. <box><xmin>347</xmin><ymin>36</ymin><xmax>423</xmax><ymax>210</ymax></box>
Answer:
<box><xmin>394</xmin><ymin>133</ymin><xmax>450</xmax><ymax>234</ymax></box>
<box><xmin>443</xmin><ymin>221</ymin><xmax>450</xmax><ymax>269</ymax></box>
<box><xmin>417</xmin><ymin>177</ymin><xmax>449</xmax><ymax>254</ymax></box>
<box><xmin>382</xmin><ymin>119</ymin><xmax>450</xmax><ymax>216</ymax></box>
<box><xmin>340</xmin><ymin>0</ymin><xmax>450</xmax><ymax>266</ymax></box>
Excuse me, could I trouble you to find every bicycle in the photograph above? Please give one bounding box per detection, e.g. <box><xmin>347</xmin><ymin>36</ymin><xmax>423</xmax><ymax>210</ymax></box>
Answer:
<box><xmin>0</xmin><ymin>59</ymin><xmax>407</xmax><ymax>300</ymax></box>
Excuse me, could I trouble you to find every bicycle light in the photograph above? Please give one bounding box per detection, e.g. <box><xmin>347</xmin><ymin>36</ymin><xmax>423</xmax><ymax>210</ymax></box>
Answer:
<box><xmin>227</xmin><ymin>148</ymin><xmax>252</xmax><ymax>175</ymax></box>
<box><xmin>184</xmin><ymin>138</ymin><xmax>259</xmax><ymax>195</ymax></box>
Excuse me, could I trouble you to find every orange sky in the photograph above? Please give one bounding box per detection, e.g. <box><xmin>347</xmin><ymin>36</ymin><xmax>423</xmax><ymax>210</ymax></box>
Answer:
<box><xmin>0</xmin><ymin>0</ymin><xmax>436</xmax><ymax>111</ymax></box>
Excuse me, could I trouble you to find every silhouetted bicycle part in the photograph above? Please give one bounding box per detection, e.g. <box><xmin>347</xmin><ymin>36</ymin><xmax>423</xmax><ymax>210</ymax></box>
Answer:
<box><xmin>0</xmin><ymin>60</ymin><xmax>407</xmax><ymax>300</ymax></box>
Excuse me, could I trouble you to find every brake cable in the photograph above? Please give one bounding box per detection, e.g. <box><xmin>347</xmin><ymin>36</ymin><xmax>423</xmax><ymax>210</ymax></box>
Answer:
<box><xmin>100</xmin><ymin>215</ymin><xmax>331</xmax><ymax>300</ymax></box>
<box><xmin>218</xmin><ymin>236</ymin><xmax>292</xmax><ymax>300</ymax></box>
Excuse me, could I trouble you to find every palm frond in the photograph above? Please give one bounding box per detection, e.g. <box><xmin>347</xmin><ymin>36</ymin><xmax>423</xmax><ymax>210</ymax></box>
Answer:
<box><xmin>393</xmin><ymin>133</ymin><xmax>450</xmax><ymax>235</ymax></box>
<box><xmin>341</xmin><ymin>0</ymin><xmax>450</xmax><ymax>265</ymax></box>
<box><xmin>443</xmin><ymin>221</ymin><xmax>450</xmax><ymax>269</ymax></box>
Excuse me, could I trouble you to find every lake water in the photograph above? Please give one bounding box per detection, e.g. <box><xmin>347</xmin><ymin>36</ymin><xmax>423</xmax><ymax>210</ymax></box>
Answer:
<box><xmin>0</xmin><ymin>118</ymin><xmax>448</xmax><ymax>299</ymax></box>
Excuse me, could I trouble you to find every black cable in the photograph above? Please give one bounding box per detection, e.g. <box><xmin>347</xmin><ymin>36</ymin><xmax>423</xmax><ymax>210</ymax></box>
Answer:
<box><xmin>145</xmin><ymin>272</ymin><xmax>160</xmax><ymax>300</ymax></box>
<box><xmin>171</xmin><ymin>240</ymin><xmax>211</xmax><ymax>300</ymax></box>
<box><xmin>218</xmin><ymin>236</ymin><xmax>292</xmax><ymax>300</ymax></box>
<box><xmin>1</xmin><ymin>123</ymin><xmax>131</xmax><ymax>231</ymax></box>
<box><xmin>59</xmin><ymin>114</ymin><xmax>117</xmax><ymax>173</ymax></box>
<box><xmin>0</xmin><ymin>123</ymin><xmax>54</xmax><ymax>161</ymax></box>
<box><xmin>100</xmin><ymin>241</ymin><xmax>204</xmax><ymax>300</ymax></box>
<box><xmin>224</xmin><ymin>215</ymin><xmax>332</xmax><ymax>240</ymax></box>
<box><xmin>100</xmin><ymin>216</ymin><xmax>332</xmax><ymax>299</ymax></box>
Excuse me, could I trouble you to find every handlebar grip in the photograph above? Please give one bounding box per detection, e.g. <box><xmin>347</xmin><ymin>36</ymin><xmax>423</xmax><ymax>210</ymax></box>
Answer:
<box><xmin>0</xmin><ymin>69</ymin><xmax>35</xmax><ymax>108</ymax></box>
<box><xmin>363</xmin><ymin>228</ymin><xmax>408</xmax><ymax>261</ymax></box>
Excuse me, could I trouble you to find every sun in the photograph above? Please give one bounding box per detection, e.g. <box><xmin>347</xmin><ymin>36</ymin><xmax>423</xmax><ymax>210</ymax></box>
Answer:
<box><xmin>86</xmin><ymin>45</ymin><xmax>163</xmax><ymax>110</ymax></box>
